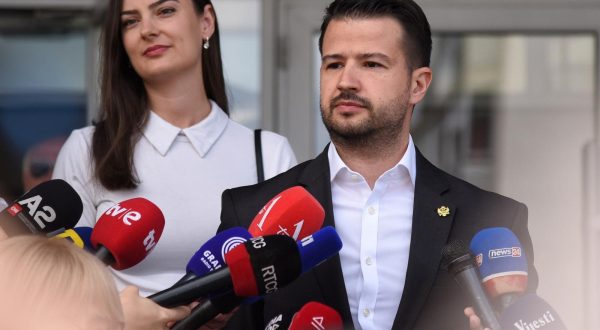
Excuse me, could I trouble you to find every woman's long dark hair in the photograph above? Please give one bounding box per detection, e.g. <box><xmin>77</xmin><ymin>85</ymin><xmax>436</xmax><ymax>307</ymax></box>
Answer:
<box><xmin>93</xmin><ymin>0</ymin><xmax>228</xmax><ymax>190</ymax></box>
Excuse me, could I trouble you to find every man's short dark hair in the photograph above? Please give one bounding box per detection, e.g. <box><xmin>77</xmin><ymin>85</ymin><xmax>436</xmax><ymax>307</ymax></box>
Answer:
<box><xmin>318</xmin><ymin>0</ymin><xmax>432</xmax><ymax>70</ymax></box>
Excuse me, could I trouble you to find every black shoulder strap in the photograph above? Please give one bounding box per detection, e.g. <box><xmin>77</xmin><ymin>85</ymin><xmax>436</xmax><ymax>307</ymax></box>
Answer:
<box><xmin>254</xmin><ymin>129</ymin><xmax>265</xmax><ymax>183</ymax></box>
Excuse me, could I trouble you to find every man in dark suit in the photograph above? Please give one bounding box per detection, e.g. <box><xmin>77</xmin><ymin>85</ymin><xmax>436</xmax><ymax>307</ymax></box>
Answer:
<box><xmin>220</xmin><ymin>0</ymin><xmax>538</xmax><ymax>329</ymax></box>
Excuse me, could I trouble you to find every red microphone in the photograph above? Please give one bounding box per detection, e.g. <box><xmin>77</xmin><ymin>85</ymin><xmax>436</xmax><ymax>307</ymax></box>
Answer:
<box><xmin>91</xmin><ymin>197</ymin><xmax>165</xmax><ymax>270</ymax></box>
<box><xmin>249</xmin><ymin>186</ymin><xmax>324</xmax><ymax>241</ymax></box>
<box><xmin>288</xmin><ymin>302</ymin><xmax>343</xmax><ymax>330</ymax></box>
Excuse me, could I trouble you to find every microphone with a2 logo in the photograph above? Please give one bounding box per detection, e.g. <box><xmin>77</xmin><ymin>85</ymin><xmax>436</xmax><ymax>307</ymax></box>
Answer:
<box><xmin>0</xmin><ymin>179</ymin><xmax>82</xmax><ymax>238</ymax></box>
<box><xmin>90</xmin><ymin>197</ymin><xmax>165</xmax><ymax>269</ymax></box>
<box><xmin>470</xmin><ymin>227</ymin><xmax>566</xmax><ymax>329</ymax></box>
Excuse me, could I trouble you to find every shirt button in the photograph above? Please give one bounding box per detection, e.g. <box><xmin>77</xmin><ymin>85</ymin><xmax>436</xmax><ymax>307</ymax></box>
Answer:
<box><xmin>366</xmin><ymin>257</ymin><xmax>373</xmax><ymax>266</ymax></box>
<box><xmin>363</xmin><ymin>308</ymin><xmax>370</xmax><ymax>317</ymax></box>
<box><xmin>368</xmin><ymin>206</ymin><xmax>376</xmax><ymax>215</ymax></box>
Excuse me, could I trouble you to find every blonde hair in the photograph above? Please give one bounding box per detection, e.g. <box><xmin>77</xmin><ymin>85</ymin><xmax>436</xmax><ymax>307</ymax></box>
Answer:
<box><xmin>0</xmin><ymin>236</ymin><xmax>124</xmax><ymax>329</ymax></box>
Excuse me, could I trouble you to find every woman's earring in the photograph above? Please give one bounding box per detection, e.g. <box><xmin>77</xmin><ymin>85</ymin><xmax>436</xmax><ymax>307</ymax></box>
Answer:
<box><xmin>203</xmin><ymin>37</ymin><xmax>210</xmax><ymax>50</ymax></box>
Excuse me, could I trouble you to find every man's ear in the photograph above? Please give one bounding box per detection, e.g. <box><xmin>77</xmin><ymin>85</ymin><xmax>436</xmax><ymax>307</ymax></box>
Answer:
<box><xmin>409</xmin><ymin>67</ymin><xmax>432</xmax><ymax>106</ymax></box>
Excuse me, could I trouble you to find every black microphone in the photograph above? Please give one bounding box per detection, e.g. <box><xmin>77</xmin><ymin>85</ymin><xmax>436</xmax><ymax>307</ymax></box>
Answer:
<box><xmin>499</xmin><ymin>294</ymin><xmax>566</xmax><ymax>330</ymax></box>
<box><xmin>0</xmin><ymin>179</ymin><xmax>82</xmax><ymax>237</ymax></box>
<box><xmin>441</xmin><ymin>240</ymin><xmax>501</xmax><ymax>330</ymax></box>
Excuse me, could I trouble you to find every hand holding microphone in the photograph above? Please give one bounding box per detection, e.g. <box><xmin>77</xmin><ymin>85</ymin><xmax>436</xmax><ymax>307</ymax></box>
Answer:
<box><xmin>120</xmin><ymin>286</ymin><xmax>192</xmax><ymax>330</ymax></box>
<box><xmin>442</xmin><ymin>240</ymin><xmax>501</xmax><ymax>330</ymax></box>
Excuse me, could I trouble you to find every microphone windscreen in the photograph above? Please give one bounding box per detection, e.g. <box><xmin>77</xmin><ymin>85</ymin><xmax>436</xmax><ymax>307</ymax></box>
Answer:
<box><xmin>297</xmin><ymin>226</ymin><xmax>342</xmax><ymax>273</ymax></box>
<box><xmin>470</xmin><ymin>227</ymin><xmax>528</xmax><ymax>297</ymax></box>
<box><xmin>186</xmin><ymin>227</ymin><xmax>252</xmax><ymax>276</ymax></box>
<box><xmin>441</xmin><ymin>239</ymin><xmax>472</xmax><ymax>274</ymax></box>
<box><xmin>249</xmin><ymin>186</ymin><xmax>325</xmax><ymax>241</ymax></box>
<box><xmin>226</xmin><ymin>235</ymin><xmax>301</xmax><ymax>297</ymax></box>
<box><xmin>470</xmin><ymin>227</ymin><xmax>528</xmax><ymax>280</ymax></box>
<box><xmin>499</xmin><ymin>294</ymin><xmax>566</xmax><ymax>330</ymax></box>
<box><xmin>91</xmin><ymin>197</ymin><xmax>165</xmax><ymax>270</ymax></box>
<box><xmin>288</xmin><ymin>301</ymin><xmax>344</xmax><ymax>330</ymax></box>
<box><xmin>4</xmin><ymin>179</ymin><xmax>82</xmax><ymax>234</ymax></box>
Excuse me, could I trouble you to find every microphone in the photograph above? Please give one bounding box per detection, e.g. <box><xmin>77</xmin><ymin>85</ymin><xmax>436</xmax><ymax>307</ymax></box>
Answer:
<box><xmin>90</xmin><ymin>197</ymin><xmax>165</xmax><ymax>270</ymax></box>
<box><xmin>441</xmin><ymin>240</ymin><xmax>501</xmax><ymax>330</ymax></box>
<box><xmin>176</xmin><ymin>187</ymin><xmax>325</xmax><ymax>287</ymax></box>
<box><xmin>287</xmin><ymin>301</ymin><xmax>343</xmax><ymax>330</ymax></box>
<box><xmin>151</xmin><ymin>227</ymin><xmax>342</xmax><ymax>308</ymax></box>
<box><xmin>0</xmin><ymin>179</ymin><xmax>82</xmax><ymax>237</ymax></box>
<box><xmin>150</xmin><ymin>234</ymin><xmax>299</xmax><ymax>307</ymax></box>
<box><xmin>499</xmin><ymin>294</ymin><xmax>567</xmax><ymax>330</ymax></box>
<box><xmin>170</xmin><ymin>227</ymin><xmax>343</xmax><ymax>330</ymax></box>
<box><xmin>471</xmin><ymin>228</ymin><xmax>568</xmax><ymax>329</ymax></box>
<box><xmin>249</xmin><ymin>186</ymin><xmax>325</xmax><ymax>240</ymax></box>
<box><xmin>174</xmin><ymin>227</ymin><xmax>252</xmax><ymax>285</ymax></box>
<box><xmin>470</xmin><ymin>227</ymin><xmax>528</xmax><ymax>310</ymax></box>
<box><xmin>52</xmin><ymin>227</ymin><xmax>95</xmax><ymax>251</ymax></box>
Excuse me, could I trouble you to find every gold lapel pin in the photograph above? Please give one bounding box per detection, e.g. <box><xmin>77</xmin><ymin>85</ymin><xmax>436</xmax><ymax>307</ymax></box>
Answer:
<box><xmin>437</xmin><ymin>206</ymin><xmax>450</xmax><ymax>217</ymax></box>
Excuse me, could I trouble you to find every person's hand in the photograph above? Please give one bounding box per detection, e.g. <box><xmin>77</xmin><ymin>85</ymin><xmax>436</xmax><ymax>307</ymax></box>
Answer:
<box><xmin>196</xmin><ymin>307</ymin><xmax>238</xmax><ymax>330</ymax></box>
<box><xmin>464</xmin><ymin>307</ymin><xmax>490</xmax><ymax>330</ymax></box>
<box><xmin>120</xmin><ymin>286</ymin><xmax>191</xmax><ymax>330</ymax></box>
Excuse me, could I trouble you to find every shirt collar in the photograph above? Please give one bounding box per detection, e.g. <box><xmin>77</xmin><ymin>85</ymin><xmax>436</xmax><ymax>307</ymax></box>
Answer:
<box><xmin>142</xmin><ymin>100</ymin><xmax>228</xmax><ymax>157</ymax></box>
<box><xmin>328</xmin><ymin>135</ymin><xmax>417</xmax><ymax>186</ymax></box>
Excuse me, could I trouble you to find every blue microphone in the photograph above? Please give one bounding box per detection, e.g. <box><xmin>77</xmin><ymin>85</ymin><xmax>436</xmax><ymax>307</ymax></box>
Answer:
<box><xmin>470</xmin><ymin>227</ymin><xmax>528</xmax><ymax>310</ymax></box>
<box><xmin>297</xmin><ymin>226</ymin><xmax>343</xmax><ymax>272</ymax></box>
<box><xmin>175</xmin><ymin>227</ymin><xmax>252</xmax><ymax>286</ymax></box>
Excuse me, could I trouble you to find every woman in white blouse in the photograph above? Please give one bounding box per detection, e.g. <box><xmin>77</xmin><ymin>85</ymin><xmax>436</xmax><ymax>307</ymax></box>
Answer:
<box><xmin>53</xmin><ymin>0</ymin><xmax>296</xmax><ymax>328</ymax></box>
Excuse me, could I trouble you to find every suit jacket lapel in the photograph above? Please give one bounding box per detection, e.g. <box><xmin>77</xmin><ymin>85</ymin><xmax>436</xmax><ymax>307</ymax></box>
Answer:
<box><xmin>298</xmin><ymin>145</ymin><xmax>354</xmax><ymax>328</ymax></box>
<box><xmin>392</xmin><ymin>148</ymin><xmax>456</xmax><ymax>328</ymax></box>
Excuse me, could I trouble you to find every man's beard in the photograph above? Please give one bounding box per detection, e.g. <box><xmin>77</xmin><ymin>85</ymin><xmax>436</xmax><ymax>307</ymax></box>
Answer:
<box><xmin>320</xmin><ymin>89</ymin><xmax>410</xmax><ymax>150</ymax></box>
